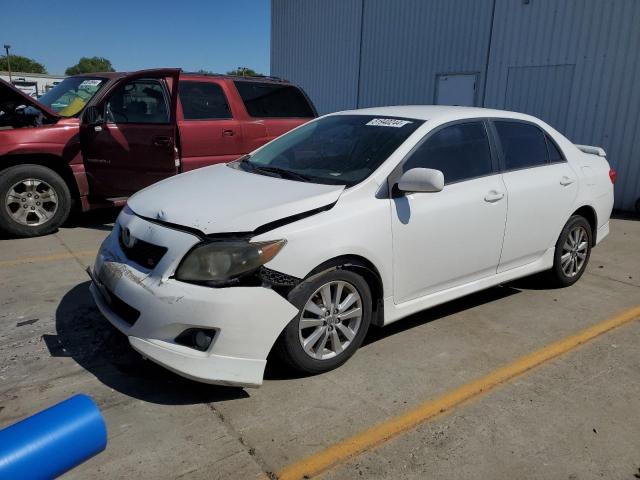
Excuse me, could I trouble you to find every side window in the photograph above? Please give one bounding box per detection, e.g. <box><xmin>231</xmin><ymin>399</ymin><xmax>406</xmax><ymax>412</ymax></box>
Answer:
<box><xmin>545</xmin><ymin>134</ymin><xmax>565</xmax><ymax>162</ymax></box>
<box><xmin>105</xmin><ymin>78</ymin><xmax>169</xmax><ymax>124</ymax></box>
<box><xmin>494</xmin><ymin>121</ymin><xmax>548</xmax><ymax>170</ymax></box>
<box><xmin>403</xmin><ymin>121</ymin><xmax>493</xmax><ymax>184</ymax></box>
<box><xmin>179</xmin><ymin>81</ymin><xmax>231</xmax><ymax>120</ymax></box>
<box><xmin>234</xmin><ymin>81</ymin><xmax>314</xmax><ymax>118</ymax></box>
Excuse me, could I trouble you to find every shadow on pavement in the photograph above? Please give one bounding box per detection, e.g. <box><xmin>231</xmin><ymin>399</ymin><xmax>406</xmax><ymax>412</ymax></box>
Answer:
<box><xmin>53</xmin><ymin>281</ymin><xmax>248</xmax><ymax>405</ymax></box>
<box><xmin>64</xmin><ymin>207</ymin><xmax>122</xmax><ymax>232</ymax></box>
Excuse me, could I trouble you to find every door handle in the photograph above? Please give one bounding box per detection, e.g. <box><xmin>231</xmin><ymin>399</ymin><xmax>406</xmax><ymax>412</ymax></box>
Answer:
<box><xmin>222</xmin><ymin>129</ymin><xmax>235</xmax><ymax>137</ymax></box>
<box><xmin>153</xmin><ymin>136</ymin><xmax>172</xmax><ymax>147</ymax></box>
<box><xmin>484</xmin><ymin>190</ymin><xmax>505</xmax><ymax>203</ymax></box>
<box><xmin>560</xmin><ymin>176</ymin><xmax>575</xmax><ymax>186</ymax></box>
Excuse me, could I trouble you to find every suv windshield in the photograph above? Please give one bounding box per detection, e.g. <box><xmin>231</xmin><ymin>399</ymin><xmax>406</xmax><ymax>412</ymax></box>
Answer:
<box><xmin>237</xmin><ymin>115</ymin><xmax>422</xmax><ymax>186</ymax></box>
<box><xmin>38</xmin><ymin>77</ymin><xmax>107</xmax><ymax>117</ymax></box>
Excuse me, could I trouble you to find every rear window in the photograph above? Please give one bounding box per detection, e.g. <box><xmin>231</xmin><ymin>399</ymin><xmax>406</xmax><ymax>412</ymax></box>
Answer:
<box><xmin>179</xmin><ymin>81</ymin><xmax>231</xmax><ymax>120</ymax></box>
<box><xmin>234</xmin><ymin>81</ymin><xmax>314</xmax><ymax>118</ymax></box>
<box><xmin>494</xmin><ymin>121</ymin><xmax>548</xmax><ymax>170</ymax></box>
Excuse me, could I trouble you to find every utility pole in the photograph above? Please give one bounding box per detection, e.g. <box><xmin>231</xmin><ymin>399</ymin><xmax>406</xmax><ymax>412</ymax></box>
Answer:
<box><xmin>3</xmin><ymin>44</ymin><xmax>11</xmax><ymax>83</ymax></box>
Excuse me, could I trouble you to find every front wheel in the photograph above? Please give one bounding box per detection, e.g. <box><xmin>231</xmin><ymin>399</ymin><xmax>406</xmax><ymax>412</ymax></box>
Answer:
<box><xmin>275</xmin><ymin>269</ymin><xmax>372</xmax><ymax>374</ymax></box>
<box><xmin>547</xmin><ymin>215</ymin><xmax>593</xmax><ymax>287</ymax></box>
<box><xmin>0</xmin><ymin>164</ymin><xmax>72</xmax><ymax>237</ymax></box>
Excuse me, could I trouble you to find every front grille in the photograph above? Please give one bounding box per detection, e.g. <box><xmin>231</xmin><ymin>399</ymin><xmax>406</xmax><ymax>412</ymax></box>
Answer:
<box><xmin>119</xmin><ymin>235</ymin><xmax>167</xmax><ymax>269</ymax></box>
<box><xmin>102</xmin><ymin>285</ymin><xmax>140</xmax><ymax>326</ymax></box>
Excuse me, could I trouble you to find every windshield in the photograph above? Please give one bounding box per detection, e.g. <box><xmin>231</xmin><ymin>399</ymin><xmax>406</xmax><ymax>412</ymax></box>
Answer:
<box><xmin>38</xmin><ymin>77</ymin><xmax>107</xmax><ymax>117</ymax></box>
<box><xmin>237</xmin><ymin>115</ymin><xmax>423</xmax><ymax>186</ymax></box>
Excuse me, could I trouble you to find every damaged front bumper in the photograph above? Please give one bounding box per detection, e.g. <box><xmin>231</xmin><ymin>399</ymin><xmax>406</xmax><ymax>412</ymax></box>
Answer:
<box><xmin>88</xmin><ymin>207</ymin><xmax>298</xmax><ymax>387</ymax></box>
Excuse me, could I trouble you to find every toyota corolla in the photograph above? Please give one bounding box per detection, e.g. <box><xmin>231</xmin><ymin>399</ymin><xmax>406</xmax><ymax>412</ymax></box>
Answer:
<box><xmin>88</xmin><ymin>106</ymin><xmax>614</xmax><ymax>387</ymax></box>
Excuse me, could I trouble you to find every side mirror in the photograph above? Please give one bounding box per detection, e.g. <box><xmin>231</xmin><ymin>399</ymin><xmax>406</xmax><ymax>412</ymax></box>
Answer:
<box><xmin>82</xmin><ymin>105</ymin><xmax>104</xmax><ymax>126</ymax></box>
<box><xmin>396</xmin><ymin>168</ymin><xmax>444</xmax><ymax>193</ymax></box>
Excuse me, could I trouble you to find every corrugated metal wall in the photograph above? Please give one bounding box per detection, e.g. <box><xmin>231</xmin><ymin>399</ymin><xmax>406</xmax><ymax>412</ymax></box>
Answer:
<box><xmin>272</xmin><ymin>0</ymin><xmax>640</xmax><ymax>211</ymax></box>
<box><xmin>483</xmin><ymin>0</ymin><xmax>640</xmax><ymax>210</ymax></box>
<box><xmin>271</xmin><ymin>0</ymin><xmax>362</xmax><ymax>114</ymax></box>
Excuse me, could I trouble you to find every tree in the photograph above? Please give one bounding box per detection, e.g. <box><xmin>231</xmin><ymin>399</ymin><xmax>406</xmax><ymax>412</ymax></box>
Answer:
<box><xmin>65</xmin><ymin>57</ymin><xmax>115</xmax><ymax>75</ymax></box>
<box><xmin>0</xmin><ymin>55</ymin><xmax>47</xmax><ymax>74</ymax></box>
<box><xmin>226</xmin><ymin>67</ymin><xmax>262</xmax><ymax>77</ymax></box>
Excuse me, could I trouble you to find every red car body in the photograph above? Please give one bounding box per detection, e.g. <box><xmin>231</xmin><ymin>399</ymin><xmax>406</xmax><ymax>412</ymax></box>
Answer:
<box><xmin>0</xmin><ymin>68</ymin><xmax>316</xmax><ymax>234</ymax></box>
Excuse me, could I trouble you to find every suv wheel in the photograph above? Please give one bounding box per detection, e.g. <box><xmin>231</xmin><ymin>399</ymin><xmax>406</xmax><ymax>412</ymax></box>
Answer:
<box><xmin>548</xmin><ymin>215</ymin><xmax>593</xmax><ymax>287</ymax></box>
<box><xmin>0</xmin><ymin>164</ymin><xmax>72</xmax><ymax>237</ymax></box>
<box><xmin>275</xmin><ymin>269</ymin><xmax>372</xmax><ymax>374</ymax></box>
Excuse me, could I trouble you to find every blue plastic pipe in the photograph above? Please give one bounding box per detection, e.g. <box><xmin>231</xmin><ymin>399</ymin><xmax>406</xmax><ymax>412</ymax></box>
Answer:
<box><xmin>0</xmin><ymin>394</ymin><xmax>107</xmax><ymax>479</ymax></box>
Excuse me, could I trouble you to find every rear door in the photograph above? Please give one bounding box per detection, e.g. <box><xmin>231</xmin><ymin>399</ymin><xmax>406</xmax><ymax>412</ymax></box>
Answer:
<box><xmin>177</xmin><ymin>79</ymin><xmax>244</xmax><ymax>171</ymax></box>
<box><xmin>490</xmin><ymin>120</ymin><xmax>578</xmax><ymax>272</ymax></box>
<box><xmin>232</xmin><ymin>80</ymin><xmax>316</xmax><ymax>152</ymax></box>
<box><xmin>80</xmin><ymin>69</ymin><xmax>180</xmax><ymax>198</ymax></box>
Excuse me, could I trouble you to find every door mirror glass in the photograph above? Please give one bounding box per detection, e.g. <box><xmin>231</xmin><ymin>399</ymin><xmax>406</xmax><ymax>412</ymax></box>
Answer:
<box><xmin>397</xmin><ymin>168</ymin><xmax>444</xmax><ymax>193</ymax></box>
<box><xmin>82</xmin><ymin>105</ymin><xmax>103</xmax><ymax>126</ymax></box>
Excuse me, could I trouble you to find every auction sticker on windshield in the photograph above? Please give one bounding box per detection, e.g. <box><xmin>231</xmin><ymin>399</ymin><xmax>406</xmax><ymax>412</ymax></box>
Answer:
<box><xmin>366</xmin><ymin>118</ymin><xmax>413</xmax><ymax>128</ymax></box>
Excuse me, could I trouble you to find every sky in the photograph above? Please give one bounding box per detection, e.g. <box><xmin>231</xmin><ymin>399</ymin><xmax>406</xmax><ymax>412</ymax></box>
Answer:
<box><xmin>0</xmin><ymin>0</ymin><xmax>271</xmax><ymax>76</ymax></box>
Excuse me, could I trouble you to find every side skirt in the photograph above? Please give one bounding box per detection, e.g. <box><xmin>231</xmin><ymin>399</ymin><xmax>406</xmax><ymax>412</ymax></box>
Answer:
<box><xmin>383</xmin><ymin>247</ymin><xmax>555</xmax><ymax>326</ymax></box>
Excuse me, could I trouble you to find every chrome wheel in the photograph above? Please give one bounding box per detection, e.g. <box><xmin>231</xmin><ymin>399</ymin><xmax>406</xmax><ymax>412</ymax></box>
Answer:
<box><xmin>4</xmin><ymin>178</ymin><xmax>58</xmax><ymax>226</ymax></box>
<box><xmin>298</xmin><ymin>280</ymin><xmax>363</xmax><ymax>360</ymax></box>
<box><xmin>561</xmin><ymin>225</ymin><xmax>588</xmax><ymax>277</ymax></box>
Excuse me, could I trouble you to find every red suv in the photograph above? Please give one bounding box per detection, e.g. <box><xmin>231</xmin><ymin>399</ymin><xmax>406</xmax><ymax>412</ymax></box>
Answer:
<box><xmin>0</xmin><ymin>68</ymin><xmax>316</xmax><ymax>237</ymax></box>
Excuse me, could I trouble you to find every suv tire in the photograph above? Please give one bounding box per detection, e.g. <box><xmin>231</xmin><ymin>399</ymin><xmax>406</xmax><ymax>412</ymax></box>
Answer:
<box><xmin>0</xmin><ymin>164</ymin><xmax>72</xmax><ymax>238</ymax></box>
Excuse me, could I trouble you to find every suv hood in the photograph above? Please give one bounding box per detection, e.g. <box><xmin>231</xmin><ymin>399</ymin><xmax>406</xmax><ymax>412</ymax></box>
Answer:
<box><xmin>0</xmin><ymin>78</ymin><xmax>60</xmax><ymax>121</ymax></box>
<box><xmin>128</xmin><ymin>164</ymin><xmax>345</xmax><ymax>235</ymax></box>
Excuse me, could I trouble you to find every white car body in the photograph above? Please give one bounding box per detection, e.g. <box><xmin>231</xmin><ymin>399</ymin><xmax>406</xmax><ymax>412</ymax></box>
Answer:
<box><xmin>90</xmin><ymin>106</ymin><xmax>614</xmax><ymax>387</ymax></box>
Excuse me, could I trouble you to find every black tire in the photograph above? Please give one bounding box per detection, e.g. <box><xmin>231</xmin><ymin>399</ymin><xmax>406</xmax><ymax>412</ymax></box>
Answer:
<box><xmin>275</xmin><ymin>269</ymin><xmax>372</xmax><ymax>374</ymax></box>
<box><xmin>0</xmin><ymin>164</ymin><xmax>72</xmax><ymax>238</ymax></box>
<box><xmin>547</xmin><ymin>215</ymin><xmax>593</xmax><ymax>287</ymax></box>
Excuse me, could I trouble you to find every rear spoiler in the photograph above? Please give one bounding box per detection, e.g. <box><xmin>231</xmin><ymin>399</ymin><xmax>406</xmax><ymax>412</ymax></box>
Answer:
<box><xmin>575</xmin><ymin>144</ymin><xmax>606</xmax><ymax>157</ymax></box>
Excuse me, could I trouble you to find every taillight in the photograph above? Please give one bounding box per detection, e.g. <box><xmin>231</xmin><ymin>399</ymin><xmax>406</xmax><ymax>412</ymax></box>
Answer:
<box><xmin>609</xmin><ymin>168</ymin><xmax>617</xmax><ymax>184</ymax></box>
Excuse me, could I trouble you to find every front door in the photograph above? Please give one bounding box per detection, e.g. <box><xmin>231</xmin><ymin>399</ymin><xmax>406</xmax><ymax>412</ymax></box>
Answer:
<box><xmin>80</xmin><ymin>69</ymin><xmax>180</xmax><ymax>198</ymax></box>
<box><xmin>391</xmin><ymin>120</ymin><xmax>507</xmax><ymax>304</ymax></box>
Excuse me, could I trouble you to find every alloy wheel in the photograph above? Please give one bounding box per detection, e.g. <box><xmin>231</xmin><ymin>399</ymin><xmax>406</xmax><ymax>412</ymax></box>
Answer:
<box><xmin>560</xmin><ymin>225</ymin><xmax>589</xmax><ymax>277</ymax></box>
<box><xmin>4</xmin><ymin>178</ymin><xmax>59</xmax><ymax>226</ymax></box>
<box><xmin>298</xmin><ymin>280</ymin><xmax>363</xmax><ymax>360</ymax></box>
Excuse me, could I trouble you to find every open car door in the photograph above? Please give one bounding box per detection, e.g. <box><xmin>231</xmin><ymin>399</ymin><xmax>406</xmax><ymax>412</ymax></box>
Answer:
<box><xmin>79</xmin><ymin>68</ymin><xmax>180</xmax><ymax>198</ymax></box>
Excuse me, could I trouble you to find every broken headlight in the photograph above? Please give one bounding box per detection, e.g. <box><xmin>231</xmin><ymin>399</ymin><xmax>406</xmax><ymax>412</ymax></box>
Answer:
<box><xmin>175</xmin><ymin>239</ymin><xmax>286</xmax><ymax>285</ymax></box>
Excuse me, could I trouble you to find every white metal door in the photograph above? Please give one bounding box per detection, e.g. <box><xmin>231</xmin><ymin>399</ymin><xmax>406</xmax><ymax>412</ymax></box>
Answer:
<box><xmin>391</xmin><ymin>175</ymin><xmax>507</xmax><ymax>304</ymax></box>
<box><xmin>435</xmin><ymin>74</ymin><xmax>477</xmax><ymax>106</ymax></box>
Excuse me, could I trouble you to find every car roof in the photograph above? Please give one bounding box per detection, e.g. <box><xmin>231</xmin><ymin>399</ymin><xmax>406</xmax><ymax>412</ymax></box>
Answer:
<box><xmin>67</xmin><ymin>71</ymin><xmax>292</xmax><ymax>84</ymax></box>
<box><xmin>335</xmin><ymin>105</ymin><xmax>540</xmax><ymax>123</ymax></box>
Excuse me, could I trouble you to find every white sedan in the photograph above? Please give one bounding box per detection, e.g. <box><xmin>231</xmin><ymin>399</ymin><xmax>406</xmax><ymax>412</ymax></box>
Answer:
<box><xmin>89</xmin><ymin>106</ymin><xmax>615</xmax><ymax>387</ymax></box>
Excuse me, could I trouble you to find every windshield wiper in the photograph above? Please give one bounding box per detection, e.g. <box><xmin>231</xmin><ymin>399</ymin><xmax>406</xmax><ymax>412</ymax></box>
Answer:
<box><xmin>250</xmin><ymin>164</ymin><xmax>314</xmax><ymax>182</ymax></box>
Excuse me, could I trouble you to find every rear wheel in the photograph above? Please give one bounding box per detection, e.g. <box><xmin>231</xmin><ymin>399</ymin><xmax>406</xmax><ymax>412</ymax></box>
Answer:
<box><xmin>275</xmin><ymin>269</ymin><xmax>372</xmax><ymax>374</ymax></box>
<box><xmin>0</xmin><ymin>164</ymin><xmax>72</xmax><ymax>237</ymax></box>
<box><xmin>547</xmin><ymin>215</ymin><xmax>592</xmax><ymax>287</ymax></box>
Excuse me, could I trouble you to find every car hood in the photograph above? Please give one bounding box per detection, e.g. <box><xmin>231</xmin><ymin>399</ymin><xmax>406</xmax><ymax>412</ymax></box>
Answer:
<box><xmin>127</xmin><ymin>164</ymin><xmax>345</xmax><ymax>235</ymax></box>
<box><xmin>0</xmin><ymin>78</ymin><xmax>60</xmax><ymax>121</ymax></box>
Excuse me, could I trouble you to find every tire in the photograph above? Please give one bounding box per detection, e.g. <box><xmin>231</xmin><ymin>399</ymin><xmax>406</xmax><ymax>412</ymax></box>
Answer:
<box><xmin>547</xmin><ymin>215</ymin><xmax>593</xmax><ymax>287</ymax></box>
<box><xmin>275</xmin><ymin>269</ymin><xmax>372</xmax><ymax>374</ymax></box>
<box><xmin>0</xmin><ymin>164</ymin><xmax>72</xmax><ymax>237</ymax></box>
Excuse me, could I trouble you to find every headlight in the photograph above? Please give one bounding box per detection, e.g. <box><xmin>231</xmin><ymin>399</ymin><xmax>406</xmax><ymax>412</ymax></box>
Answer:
<box><xmin>175</xmin><ymin>239</ymin><xmax>286</xmax><ymax>284</ymax></box>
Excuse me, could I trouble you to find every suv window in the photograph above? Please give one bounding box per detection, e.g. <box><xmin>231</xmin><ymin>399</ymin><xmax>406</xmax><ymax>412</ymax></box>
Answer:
<box><xmin>494</xmin><ymin>121</ymin><xmax>548</xmax><ymax>170</ymax></box>
<box><xmin>105</xmin><ymin>78</ymin><xmax>169</xmax><ymax>124</ymax></box>
<box><xmin>403</xmin><ymin>121</ymin><xmax>493</xmax><ymax>184</ymax></box>
<box><xmin>179</xmin><ymin>81</ymin><xmax>231</xmax><ymax>120</ymax></box>
<box><xmin>234</xmin><ymin>81</ymin><xmax>314</xmax><ymax>118</ymax></box>
<box><xmin>545</xmin><ymin>134</ymin><xmax>565</xmax><ymax>162</ymax></box>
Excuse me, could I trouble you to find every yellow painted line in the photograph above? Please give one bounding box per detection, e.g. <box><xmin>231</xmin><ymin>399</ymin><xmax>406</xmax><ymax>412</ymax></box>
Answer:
<box><xmin>0</xmin><ymin>250</ymin><xmax>97</xmax><ymax>268</ymax></box>
<box><xmin>274</xmin><ymin>305</ymin><xmax>640</xmax><ymax>480</ymax></box>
